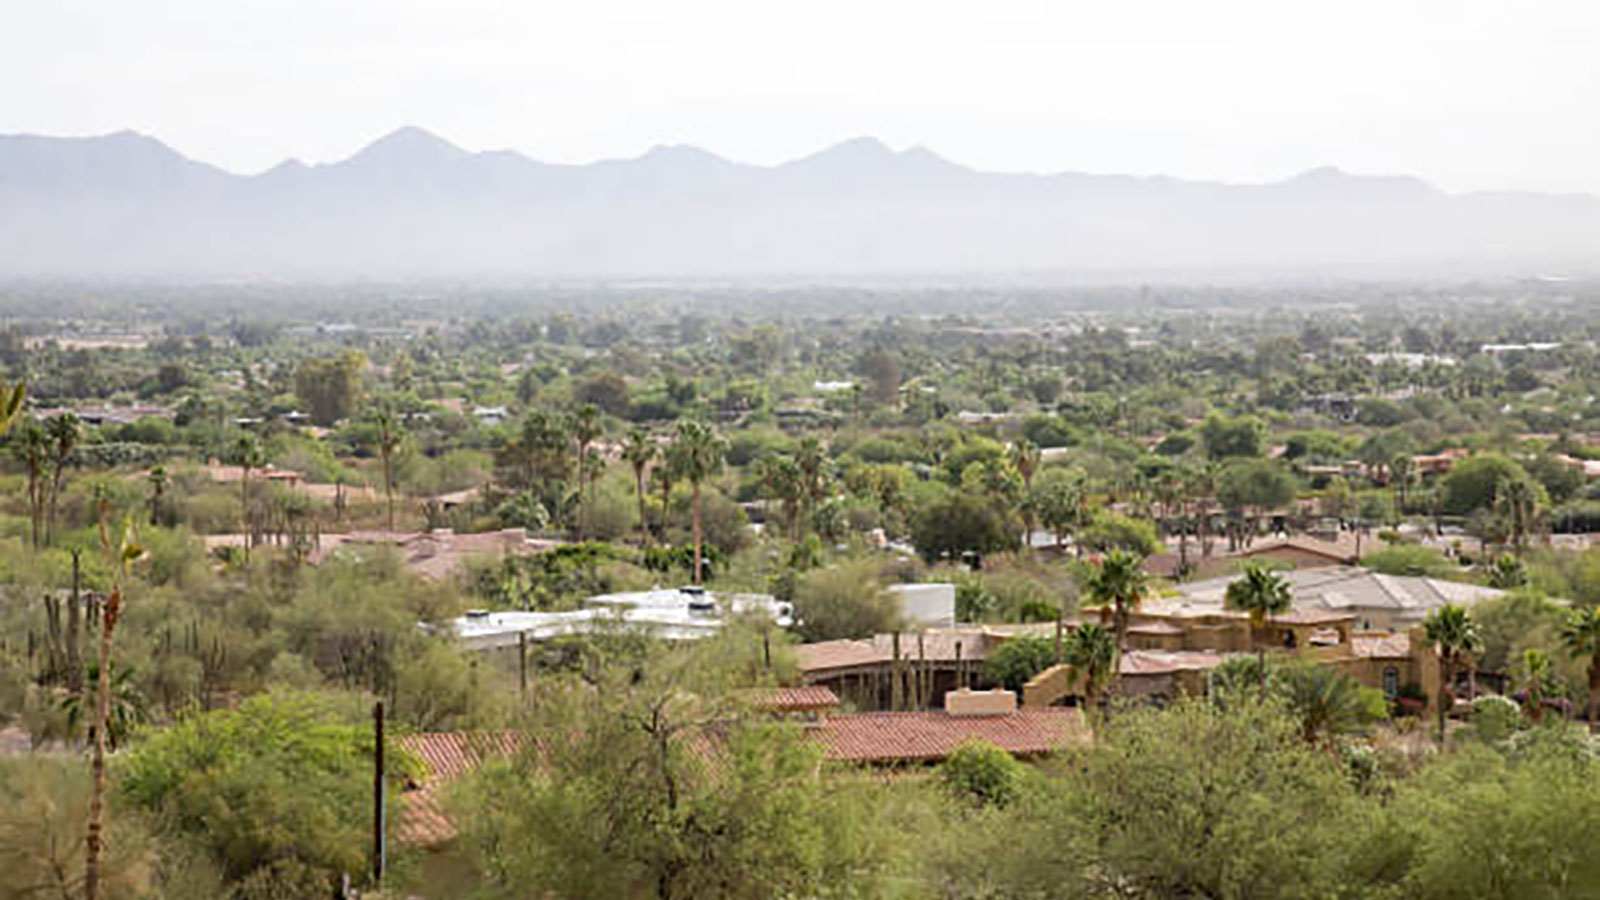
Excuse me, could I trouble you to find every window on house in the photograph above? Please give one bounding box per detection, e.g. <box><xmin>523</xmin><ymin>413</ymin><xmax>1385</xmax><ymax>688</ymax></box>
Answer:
<box><xmin>1383</xmin><ymin>667</ymin><xmax>1400</xmax><ymax>698</ymax></box>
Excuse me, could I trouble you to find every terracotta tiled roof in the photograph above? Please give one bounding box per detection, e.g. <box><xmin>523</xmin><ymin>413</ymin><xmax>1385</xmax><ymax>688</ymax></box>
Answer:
<box><xmin>812</xmin><ymin>709</ymin><xmax>1084</xmax><ymax>763</ymax></box>
<box><xmin>742</xmin><ymin>686</ymin><xmax>840</xmax><ymax>711</ymax></box>
<box><xmin>396</xmin><ymin>732</ymin><xmax>523</xmax><ymax>847</ymax></box>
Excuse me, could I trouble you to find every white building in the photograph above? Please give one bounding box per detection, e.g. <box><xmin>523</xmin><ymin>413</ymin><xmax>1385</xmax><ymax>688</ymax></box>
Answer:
<box><xmin>445</xmin><ymin>586</ymin><xmax>792</xmax><ymax>650</ymax></box>
<box><xmin>887</xmin><ymin>583</ymin><xmax>957</xmax><ymax>627</ymax></box>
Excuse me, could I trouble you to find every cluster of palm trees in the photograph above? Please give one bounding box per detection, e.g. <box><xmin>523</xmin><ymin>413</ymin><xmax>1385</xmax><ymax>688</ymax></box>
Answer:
<box><xmin>752</xmin><ymin>437</ymin><xmax>831</xmax><ymax>543</ymax></box>
<box><xmin>616</xmin><ymin>419</ymin><xmax>728</xmax><ymax>585</ymax></box>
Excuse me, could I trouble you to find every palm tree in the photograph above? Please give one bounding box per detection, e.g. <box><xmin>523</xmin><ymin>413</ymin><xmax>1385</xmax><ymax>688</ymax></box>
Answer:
<box><xmin>1560</xmin><ymin>606</ymin><xmax>1600</xmax><ymax>732</ymax></box>
<box><xmin>1010</xmin><ymin>439</ymin><xmax>1042</xmax><ymax>540</ymax></box>
<box><xmin>1390</xmin><ymin>453</ymin><xmax>1416</xmax><ymax>512</ymax></box>
<box><xmin>233</xmin><ymin>434</ymin><xmax>266</xmax><ymax>560</ymax></box>
<box><xmin>1224</xmin><ymin>563</ymin><xmax>1293</xmax><ymax>690</ymax></box>
<box><xmin>794</xmin><ymin>437</ymin><xmax>828</xmax><ymax>535</ymax></box>
<box><xmin>147</xmin><ymin>465</ymin><xmax>169</xmax><ymax>526</ymax></box>
<box><xmin>45</xmin><ymin>413</ymin><xmax>80</xmax><ymax>546</ymax></box>
<box><xmin>371</xmin><ymin>407</ymin><xmax>404</xmax><ymax>532</ymax></box>
<box><xmin>651</xmin><ymin>450</ymin><xmax>678</xmax><ymax>542</ymax></box>
<box><xmin>671</xmin><ymin>420</ymin><xmax>728</xmax><ymax>585</ymax></box>
<box><xmin>0</xmin><ymin>376</ymin><xmax>25</xmax><ymax>435</ymax></box>
<box><xmin>1494</xmin><ymin>476</ymin><xmax>1542</xmax><ymax>555</ymax></box>
<box><xmin>15</xmin><ymin>420</ymin><xmax>49</xmax><ymax>548</ymax></box>
<box><xmin>1277</xmin><ymin>663</ymin><xmax>1372</xmax><ymax>745</ymax></box>
<box><xmin>622</xmin><ymin>430</ymin><xmax>657</xmax><ymax>545</ymax></box>
<box><xmin>756</xmin><ymin>453</ymin><xmax>804</xmax><ymax>542</ymax></box>
<box><xmin>569</xmin><ymin>404</ymin><xmax>603</xmax><ymax>540</ymax></box>
<box><xmin>1518</xmin><ymin>648</ymin><xmax>1551</xmax><ymax>725</ymax></box>
<box><xmin>1423</xmin><ymin>603</ymin><xmax>1482</xmax><ymax>742</ymax></box>
<box><xmin>1085</xmin><ymin>549</ymin><xmax>1149</xmax><ymax>654</ymax></box>
<box><xmin>1061</xmin><ymin>622</ymin><xmax>1117</xmax><ymax>719</ymax></box>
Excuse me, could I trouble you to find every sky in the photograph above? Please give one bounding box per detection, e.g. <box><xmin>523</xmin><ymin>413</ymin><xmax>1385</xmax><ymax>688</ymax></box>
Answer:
<box><xmin>4</xmin><ymin>0</ymin><xmax>1598</xmax><ymax>193</ymax></box>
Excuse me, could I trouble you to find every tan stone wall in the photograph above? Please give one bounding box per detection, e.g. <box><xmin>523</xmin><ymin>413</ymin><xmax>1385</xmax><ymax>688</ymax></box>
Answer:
<box><xmin>946</xmin><ymin>688</ymin><xmax>1018</xmax><ymax>716</ymax></box>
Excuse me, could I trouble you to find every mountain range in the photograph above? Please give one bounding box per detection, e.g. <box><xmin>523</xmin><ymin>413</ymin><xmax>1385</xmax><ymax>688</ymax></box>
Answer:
<box><xmin>2</xmin><ymin>126</ymin><xmax>1597</xmax><ymax>278</ymax></box>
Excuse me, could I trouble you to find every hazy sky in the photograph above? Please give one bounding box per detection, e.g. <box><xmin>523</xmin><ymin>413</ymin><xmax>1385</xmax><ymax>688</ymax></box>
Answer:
<box><xmin>6</xmin><ymin>0</ymin><xmax>1598</xmax><ymax>193</ymax></box>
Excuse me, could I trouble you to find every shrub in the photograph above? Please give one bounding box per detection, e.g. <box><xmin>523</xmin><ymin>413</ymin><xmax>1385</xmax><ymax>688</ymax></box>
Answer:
<box><xmin>939</xmin><ymin>740</ymin><xmax>1025</xmax><ymax>807</ymax></box>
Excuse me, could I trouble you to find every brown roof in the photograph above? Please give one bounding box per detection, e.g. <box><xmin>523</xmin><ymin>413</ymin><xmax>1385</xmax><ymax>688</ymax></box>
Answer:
<box><xmin>396</xmin><ymin>732</ymin><xmax>524</xmax><ymax>846</ymax></box>
<box><xmin>743</xmin><ymin>686</ymin><xmax>840</xmax><ymax>711</ymax></box>
<box><xmin>795</xmin><ymin>629</ymin><xmax>1010</xmax><ymax>674</ymax></box>
<box><xmin>813</xmin><ymin>709</ymin><xmax>1084</xmax><ymax>763</ymax></box>
<box><xmin>1272</xmin><ymin>607</ymin><xmax>1359</xmax><ymax>626</ymax></box>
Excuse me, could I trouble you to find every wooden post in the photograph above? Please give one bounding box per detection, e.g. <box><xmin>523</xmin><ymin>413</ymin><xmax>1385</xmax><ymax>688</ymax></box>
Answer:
<box><xmin>1055</xmin><ymin>606</ymin><xmax>1064</xmax><ymax>662</ymax></box>
<box><xmin>917</xmin><ymin>632</ymin><xmax>927</xmax><ymax>711</ymax></box>
<box><xmin>891</xmin><ymin>633</ymin><xmax>902</xmax><ymax>712</ymax></box>
<box><xmin>955</xmin><ymin>641</ymin><xmax>964</xmax><ymax>691</ymax></box>
<box><xmin>373</xmin><ymin>700</ymin><xmax>386</xmax><ymax>886</ymax></box>
<box><xmin>518</xmin><ymin>632</ymin><xmax>528</xmax><ymax>696</ymax></box>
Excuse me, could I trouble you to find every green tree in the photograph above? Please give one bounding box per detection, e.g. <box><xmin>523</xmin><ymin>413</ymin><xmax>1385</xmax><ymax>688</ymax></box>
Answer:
<box><xmin>939</xmin><ymin>740</ymin><xmax>1026</xmax><ymax>807</ymax></box>
<box><xmin>791</xmin><ymin>560</ymin><xmax>902</xmax><ymax>642</ymax></box>
<box><xmin>1440</xmin><ymin>454</ymin><xmax>1538</xmax><ymax>516</ymax></box>
<box><xmin>370</xmin><ymin>406</ymin><xmax>404</xmax><ymax>532</ymax></box>
<box><xmin>1560</xmin><ymin>605</ymin><xmax>1600</xmax><ymax>733</ymax></box>
<box><xmin>983</xmin><ymin>634</ymin><xmax>1059</xmax><ymax>692</ymax></box>
<box><xmin>622</xmin><ymin>429</ymin><xmax>658</xmax><ymax>545</ymax></box>
<box><xmin>1061</xmin><ymin>622</ymin><xmax>1118</xmax><ymax>717</ymax></box>
<box><xmin>233</xmin><ymin>435</ymin><xmax>266</xmax><ymax>560</ymax></box>
<box><xmin>453</xmin><ymin>661</ymin><xmax>840</xmax><ymax>900</ymax></box>
<box><xmin>569</xmin><ymin>404</ymin><xmax>603</xmax><ymax>540</ymax></box>
<box><xmin>120</xmin><ymin>692</ymin><xmax>390</xmax><ymax>892</ymax></box>
<box><xmin>669</xmin><ymin>420</ymin><xmax>727</xmax><ymax>585</ymax></box>
<box><xmin>1276</xmin><ymin>663</ymin><xmax>1383</xmax><ymax>744</ymax></box>
<box><xmin>909</xmin><ymin>491</ymin><xmax>1018</xmax><ymax>566</ymax></box>
<box><xmin>45</xmin><ymin>412</ymin><xmax>80</xmax><ymax>546</ymax></box>
<box><xmin>1224</xmin><ymin>563</ymin><xmax>1293</xmax><ymax>685</ymax></box>
<box><xmin>1085</xmin><ymin>549</ymin><xmax>1149</xmax><ymax>654</ymax></box>
<box><xmin>293</xmin><ymin>351</ymin><xmax>366</xmax><ymax>426</ymax></box>
<box><xmin>14</xmin><ymin>420</ymin><xmax>48</xmax><ymax>549</ymax></box>
<box><xmin>1199</xmin><ymin>413</ymin><xmax>1266</xmax><ymax>459</ymax></box>
<box><xmin>1423</xmin><ymin>604</ymin><xmax>1483</xmax><ymax>742</ymax></box>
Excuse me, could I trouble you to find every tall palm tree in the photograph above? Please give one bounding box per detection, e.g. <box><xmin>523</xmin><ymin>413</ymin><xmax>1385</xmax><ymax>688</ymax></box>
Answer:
<box><xmin>1010</xmin><ymin>439</ymin><xmax>1042</xmax><ymax>540</ymax></box>
<box><xmin>1560</xmin><ymin>606</ymin><xmax>1600</xmax><ymax>733</ymax></box>
<box><xmin>45</xmin><ymin>413</ymin><xmax>80</xmax><ymax>546</ymax></box>
<box><xmin>1494</xmin><ymin>476</ymin><xmax>1542</xmax><ymax>555</ymax></box>
<box><xmin>756</xmin><ymin>453</ymin><xmax>804</xmax><ymax>542</ymax></box>
<box><xmin>0</xmin><ymin>377</ymin><xmax>25</xmax><ymax>436</ymax></box>
<box><xmin>147</xmin><ymin>465</ymin><xmax>169</xmax><ymax>526</ymax></box>
<box><xmin>569</xmin><ymin>404</ymin><xmax>603</xmax><ymax>540</ymax></box>
<box><xmin>15</xmin><ymin>420</ymin><xmax>49</xmax><ymax>548</ymax></box>
<box><xmin>371</xmin><ymin>407</ymin><xmax>404</xmax><ymax>533</ymax></box>
<box><xmin>622</xmin><ymin>429</ymin><xmax>657</xmax><ymax>545</ymax></box>
<box><xmin>671</xmin><ymin>420</ymin><xmax>727</xmax><ymax>585</ymax></box>
<box><xmin>1224</xmin><ymin>563</ymin><xmax>1294</xmax><ymax>688</ymax></box>
<box><xmin>234</xmin><ymin>434</ymin><xmax>266</xmax><ymax>560</ymax></box>
<box><xmin>1085</xmin><ymin>549</ymin><xmax>1149</xmax><ymax>654</ymax></box>
<box><xmin>1423</xmin><ymin>603</ymin><xmax>1482</xmax><ymax>742</ymax></box>
<box><xmin>1062</xmin><ymin>622</ymin><xmax>1117</xmax><ymax>720</ymax></box>
<box><xmin>794</xmin><ymin>437</ymin><xmax>828</xmax><ymax>535</ymax></box>
<box><xmin>1390</xmin><ymin>453</ymin><xmax>1416</xmax><ymax>512</ymax></box>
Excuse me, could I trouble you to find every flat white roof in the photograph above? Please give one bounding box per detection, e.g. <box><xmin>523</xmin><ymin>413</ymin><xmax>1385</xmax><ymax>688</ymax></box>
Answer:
<box><xmin>445</xmin><ymin>588</ymin><xmax>791</xmax><ymax>650</ymax></box>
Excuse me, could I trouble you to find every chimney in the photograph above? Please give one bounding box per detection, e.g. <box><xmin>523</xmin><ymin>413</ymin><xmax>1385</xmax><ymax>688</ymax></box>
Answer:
<box><xmin>944</xmin><ymin>688</ymin><xmax>1017</xmax><ymax>717</ymax></box>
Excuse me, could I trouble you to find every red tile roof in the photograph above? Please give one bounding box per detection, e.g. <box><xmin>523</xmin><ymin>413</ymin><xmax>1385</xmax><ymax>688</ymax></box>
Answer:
<box><xmin>743</xmin><ymin>686</ymin><xmax>840</xmax><ymax>711</ymax></box>
<box><xmin>812</xmin><ymin>709</ymin><xmax>1084</xmax><ymax>763</ymax></box>
<box><xmin>396</xmin><ymin>732</ymin><xmax>523</xmax><ymax>847</ymax></box>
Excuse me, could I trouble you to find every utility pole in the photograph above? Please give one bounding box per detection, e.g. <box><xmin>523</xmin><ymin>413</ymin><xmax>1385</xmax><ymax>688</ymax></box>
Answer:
<box><xmin>373</xmin><ymin>700</ymin><xmax>386</xmax><ymax>887</ymax></box>
<box><xmin>518</xmin><ymin>632</ymin><xmax>528</xmax><ymax>696</ymax></box>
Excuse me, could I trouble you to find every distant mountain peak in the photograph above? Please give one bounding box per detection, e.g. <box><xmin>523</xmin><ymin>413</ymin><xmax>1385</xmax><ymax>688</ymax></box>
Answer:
<box><xmin>345</xmin><ymin>126</ymin><xmax>467</xmax><ymax>166</ymax></box>
<box><xmin>635</xmin><ymin>143</ymin><xmax>733</xmax><ymax>166</ymax></box>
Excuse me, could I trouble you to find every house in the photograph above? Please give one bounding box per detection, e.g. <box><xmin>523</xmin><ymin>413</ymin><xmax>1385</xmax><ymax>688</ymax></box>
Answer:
<box><xmin>1145</xmin><ymin>532</ymin><xmax>1362</xmax><ymax>579</ymax></box>
<box><xmin>887</xmin><ymin>583</ymin><xmax>957</xmax><ymax>627</ymax></box>
<box><xmin>445</xmin><ymin>586</ymin><xmax>793</xmax><ymax>650</ymax></box>
<box><xmin>472</xmin><ymin>406</ymin><xmax>508</xmax><ymax>427</ymax></box>
<box><xmin>1168</xmin><ymin>565</ymin><xmax>1502</xmax><ymax>631</ymax></box>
